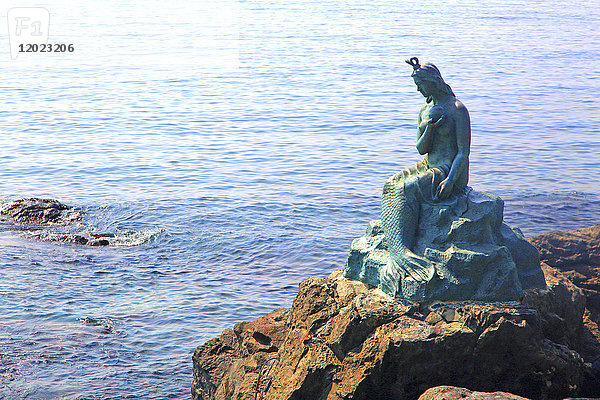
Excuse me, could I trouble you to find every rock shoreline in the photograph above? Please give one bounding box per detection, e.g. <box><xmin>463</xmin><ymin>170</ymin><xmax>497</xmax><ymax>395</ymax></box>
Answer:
<box><xmin>192</xmin><ymin>223</ymin><xmax>600</xmax><ymax>400</ymax></box>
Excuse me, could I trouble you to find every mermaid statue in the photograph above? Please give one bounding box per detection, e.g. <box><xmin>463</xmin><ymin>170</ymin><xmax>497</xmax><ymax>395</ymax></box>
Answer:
<box><xmin>379</xmin><ymin>57</ymin><xmax>471</xmax><ymax>296</ymax></box>
<box><xmin>344</xmin><ymin>57</ymin><xmax>546</xmax><ymax>301</ymax></box>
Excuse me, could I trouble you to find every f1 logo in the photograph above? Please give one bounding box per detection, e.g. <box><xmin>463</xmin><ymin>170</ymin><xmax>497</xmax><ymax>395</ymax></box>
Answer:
<box><xmin>7</xmin><ymin>8</ymin><xmax>50</xmax><ymax>59</ymax></box>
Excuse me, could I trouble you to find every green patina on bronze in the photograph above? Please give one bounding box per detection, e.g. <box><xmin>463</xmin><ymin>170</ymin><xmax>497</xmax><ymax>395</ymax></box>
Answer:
<box><xmin>343</xmin><ymin>58</ymin><xmax>547</xmax><ymax>301</ymax></box>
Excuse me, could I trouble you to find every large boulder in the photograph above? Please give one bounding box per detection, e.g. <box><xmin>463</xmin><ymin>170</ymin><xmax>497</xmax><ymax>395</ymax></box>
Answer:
<box><xmin>529</xmin><ymin>223</ymin><xmax>600</xmax><ymax>391</ymax></box>
<box><xmin>530</xmin><ymin>223</ymin><xmax>600</xmax><ymax>317</ymax></box>
<box><xmin>343</xmin><ymin>190</ymin><xmax>546</xmax><ymax>301</ymax></box>
<box><xmin>192</xmin><ymin>267</ymin><xmax>596</xmax><ymax>400</ymax></box>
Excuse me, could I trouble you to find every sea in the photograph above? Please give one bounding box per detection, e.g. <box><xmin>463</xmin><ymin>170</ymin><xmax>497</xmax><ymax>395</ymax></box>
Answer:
<box><xmin>0</xmin><ymin>0</ymin><xmax>599</xmax><ymax>398</ymax></box>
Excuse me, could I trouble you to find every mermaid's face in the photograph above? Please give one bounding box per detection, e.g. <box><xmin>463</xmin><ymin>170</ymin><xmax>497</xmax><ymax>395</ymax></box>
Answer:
<box><xmin>413</xmin><ymin>77</ymin><xmax>434</xmax><ymax>98</ymax></box>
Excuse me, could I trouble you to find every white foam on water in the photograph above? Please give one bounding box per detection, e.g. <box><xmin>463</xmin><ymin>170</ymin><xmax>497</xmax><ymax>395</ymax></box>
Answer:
<box><xmin>107</xmin><ymin>227</ymin><xmax>163</xmax><ymax>247</ymax></box>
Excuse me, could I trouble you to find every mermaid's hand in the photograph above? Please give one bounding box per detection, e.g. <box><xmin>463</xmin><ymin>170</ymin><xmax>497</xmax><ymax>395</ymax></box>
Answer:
<box><xmin>436</xmin><ymin>178</ymin><xmax>454</xmax><ymax>200</ymax></box>
<box><xmin>429</xmin><ymin>115</ymin><xmax>444</xmax><ymax>128</ymax></box>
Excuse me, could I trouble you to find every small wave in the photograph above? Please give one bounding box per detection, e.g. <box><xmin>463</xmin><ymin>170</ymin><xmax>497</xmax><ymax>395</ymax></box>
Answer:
<box><xmin>103</xmin><ymin>227</ymin><xmax>163</xmax><ymax>247</ymax></box>
<box><xmin>18</xmin><ymin>226</ymin><xmax>163</xmax><ymax>247</ymax></box>
<box><xmin>78</xmin><ymin>317</ymin><xmax>116</xmax><ymax>333</ymax></box>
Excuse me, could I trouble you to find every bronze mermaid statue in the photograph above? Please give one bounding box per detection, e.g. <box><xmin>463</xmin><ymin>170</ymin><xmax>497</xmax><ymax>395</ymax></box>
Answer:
<box><xmin>380</xmin><ymin>57</ymin><xmax>471</xmax><ymax>296</ymax></box>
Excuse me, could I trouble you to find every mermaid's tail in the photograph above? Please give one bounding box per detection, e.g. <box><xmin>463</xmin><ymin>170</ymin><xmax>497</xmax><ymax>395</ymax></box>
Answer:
<box><xmin>380</xmin><ymin>162</ymin><xmax>440</xmax><ymax>296</ymax></box>
<box><xmin>380</xmin><ymin>248</ymin><xmax>435</xmax><ymax>297</ymax></box>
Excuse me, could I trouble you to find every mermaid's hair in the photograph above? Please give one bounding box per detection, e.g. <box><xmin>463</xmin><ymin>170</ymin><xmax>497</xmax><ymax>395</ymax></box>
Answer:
<box><xmin>405</xmin><ymin>57</ymin><xmax>455</xmax><ymax>98</ymax></box>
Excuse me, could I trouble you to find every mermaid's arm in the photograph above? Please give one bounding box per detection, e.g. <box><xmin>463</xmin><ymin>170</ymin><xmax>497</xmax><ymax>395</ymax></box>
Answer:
<box><xmin>436</xmin><ymin>102</ymin><xmax>471</xmax><ymax>199</ymax></box>
<box><xmin>447</xmin><ymin>103</ymin><xmax>471</xmax><ymax>183</ymax></box>
<box><xmin>415</xmin><ymin>104</ymin><xmax>437</xmax><ymax>155</ymax></box>
<box><xmin>416</xmin><ymin>115</ymin><xmax>445</xmax><ymax>155</ymax></box>
<box><xmin>416</xmin><ymin>122</ymin><xmax>433</xmax><ymax>155</ymax></box>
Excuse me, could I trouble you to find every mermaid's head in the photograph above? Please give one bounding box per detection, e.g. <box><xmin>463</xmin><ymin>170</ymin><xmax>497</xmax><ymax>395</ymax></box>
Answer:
<box><xmin>405</xmin><ymin>57</ymin><xmax>455</xmax><ymax>101</ymax></box>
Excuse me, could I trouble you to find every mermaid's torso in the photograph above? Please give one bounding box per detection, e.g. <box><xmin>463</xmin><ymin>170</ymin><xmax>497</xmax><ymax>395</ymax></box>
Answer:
<box><xmin>419</xmin><ymin>102</ymin><xmax>469</xmax><ymax>188</ymax></box>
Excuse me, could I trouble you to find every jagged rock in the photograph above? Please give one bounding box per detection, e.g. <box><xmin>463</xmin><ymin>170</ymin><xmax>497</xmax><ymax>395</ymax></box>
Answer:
<box><xmin>530</xmin><ymin>223</ymin><xmax>600</xmax><ymax>393</ymax></box>
<box><xmin>343</xmin><ymin>190</ymin><xmax>546</xmax><ymax>301</ymax></box>
<box><xmin>418</xmin><ymin>386</ymin><xmax>530</xmax><ymax>400</ymax></box>
<box><xmin>192</xmin><ymin>268</ymin><xmax>594</xmax><ymax>400</ymax></box>
<box><xmin>192</xmin><ymin>308</ymin><xmax>290</xmax><ymax>400</ymax></box>
<box><xmin>0</xmin><ymin>198</ymin><xmax>80</xmax><ymax>225</ymax></box>
<box><xmin>530</xmin><ymin>223</ymin><xmax>600</xmax><ymax>318</ymax></box>
<box><xmin>0</xmin><ymin>198</ymin><xmax>114</xmax><ymax>246</ymax></box>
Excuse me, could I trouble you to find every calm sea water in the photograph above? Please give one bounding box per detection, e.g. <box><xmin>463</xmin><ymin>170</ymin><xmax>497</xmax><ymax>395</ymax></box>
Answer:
<box><xmin>0</xmin><ymin>0</ymin><xmax>599</xmax><ymax>398</ymax></box>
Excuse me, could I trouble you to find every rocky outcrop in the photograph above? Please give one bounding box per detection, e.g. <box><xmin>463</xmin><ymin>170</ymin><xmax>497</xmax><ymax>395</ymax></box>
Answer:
<box><xmin>343</xmin><ymin>190</ymin><xmax>546</xmax><ymax>301</ymax></box>
<box><xmin>0</xmin><ymin>198</ymin><xmax>114</xmax><ymax>246</ymax></box>
<box><xmin>530</xmin><ymin>223</ymin><xmax>600</xmax><ymax>317</ymax></box>
<box><xmin>529</xmin><ymin>223</ymin><xmax>600</xmax><ymax>391</ymax></box>
<box><xmin>0</xmin><ymin>198</ymin><xmax>80</xmax><ymax>225</ymax></box>
<box><xmin>192</xmin><ymin>223</ymin><xmax>600</xmax><ymax>400</ymax></box>
<box><xmin>418</xmin><ymin>386</ymin><xmax>530</xmax><ymax>399</ymax></box>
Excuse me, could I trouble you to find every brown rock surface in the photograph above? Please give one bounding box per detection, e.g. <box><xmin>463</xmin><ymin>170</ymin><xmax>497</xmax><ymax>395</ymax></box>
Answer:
<box><xmin>192</xmin><ymin>223</ymin><xmax>600</xmax><ymax>400</ymax></box>
<box><xmin>0</xmin><ymin>198</ymin><xmax>116</xmax><ymax>246</ymax></box>
<box><xmin>418</xmin><ymin>385</ymin><xmax>530</xmax><ymax>400</ymax></box>
<box><xmin>530</xmin><ymin>223</ymin><xmax>600</xmax><ymax>321</ymax></box>
<box><xmin>0</xmin><ymin>198</ymin><xmax>80</xmax><ymax>225</ymax></box>
<box><xmin>530</xmin><ymin>223</ymin><xmax>600</xmax><ymax>394</ymax></box>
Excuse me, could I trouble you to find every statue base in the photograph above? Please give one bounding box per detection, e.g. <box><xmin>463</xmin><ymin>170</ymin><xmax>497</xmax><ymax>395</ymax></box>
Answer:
<box><xmin>343</xmin><ymin>189</ymin><xmax>547</xmax><ymax>301</ymax></box>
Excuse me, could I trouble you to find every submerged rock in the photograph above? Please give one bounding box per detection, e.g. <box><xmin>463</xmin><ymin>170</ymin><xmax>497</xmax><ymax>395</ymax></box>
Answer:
<box><xmin>0</xmin><ymin>197</ymin><xmax>80</xmax><ymax>225</ymax></box>
<box><xmin>0</xmin><ymin>198</ymin><xmax>148</xmax><ymax>247</ymax></box>
<box><xmin>78</xmin><ymin>317</ymin><xmax>116</xmax><ymax>333</ymax></box>
<box><xmin>26</xmin><ymin>231</ymin><xmax>113</xmax><ymax>246</ymax></box>
<box><xmin>343</xmin><ymin>189</ymin><xmax>547</xmax><ymax>301</ymax></box>
<box><xmin>192</xmin><ymin>223</ymin><xmax>600</xmax><ymax>400</ymax></box>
